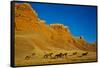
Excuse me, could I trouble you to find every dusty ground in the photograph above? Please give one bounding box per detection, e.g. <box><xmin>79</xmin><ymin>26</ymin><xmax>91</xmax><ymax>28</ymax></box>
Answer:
<box><xmin>15</xmin><ymin>50</ymin><xmax>96</xmax><ymax>66</ymax></box>
<box><xmin>14</xmin><ymin>31</ymin><xmax>97</xmax><ymax>66</ymax></box>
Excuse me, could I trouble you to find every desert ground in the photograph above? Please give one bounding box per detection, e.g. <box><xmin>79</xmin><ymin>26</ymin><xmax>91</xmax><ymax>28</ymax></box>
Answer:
<box><xmin>15</xmin><ymin>31</ymin><xmax>96</xmax><ymax>66</ymax></box>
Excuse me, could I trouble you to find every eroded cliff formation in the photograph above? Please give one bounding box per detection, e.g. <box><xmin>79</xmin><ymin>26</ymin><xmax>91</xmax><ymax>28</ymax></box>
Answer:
<box><xmin>15</xmin><ymin>3</ymin><xmax>96</xmax><ymax>51</ymax></box>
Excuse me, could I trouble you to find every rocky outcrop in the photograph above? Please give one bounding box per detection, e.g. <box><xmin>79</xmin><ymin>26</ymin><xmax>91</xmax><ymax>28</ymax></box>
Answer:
<box><xmin>15</xmin><ymin>3</ymin><xmax>39</xmax><ymax>31</ymax></box>
<box><xmin>15</xmin><ymin>3</ymin><xmax>96</xmax><ymax>51</ymax></box>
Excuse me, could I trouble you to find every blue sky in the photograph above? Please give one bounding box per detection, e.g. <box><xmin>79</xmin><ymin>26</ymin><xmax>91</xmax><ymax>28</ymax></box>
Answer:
<box><xmin>16</xmin><ymin>2</ymin><xmax>97</xmax><ymax>43</ymax></box>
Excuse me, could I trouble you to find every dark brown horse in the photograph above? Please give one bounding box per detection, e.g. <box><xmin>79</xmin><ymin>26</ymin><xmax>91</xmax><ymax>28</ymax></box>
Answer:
<box><xmin>78</xmin><ymin>52</ymin><xmax>88</xmax><ymax>57</ymax></box>
<box><xmin>44</xmin><ymin>53</ymin><xmax>53</xmax><ymax>59</ymax></box>
<box><xmin>73</xmin><ymin>52</ymin><xmax>77</xmax><ymax>55</ymax></box>
<box><xmin>25</xmin><ymin>56</ymin><xmax>31</xmax><ymax>60</ymax></box>
<box><xmin>82</xmin><ymin>52</ymin><xmax>88</xmax><ymax>56</ymax></box>
<box><xmin>68</xmin><ymin>52</ymin><xmax>77</xmax><ymax>56</ymax></box>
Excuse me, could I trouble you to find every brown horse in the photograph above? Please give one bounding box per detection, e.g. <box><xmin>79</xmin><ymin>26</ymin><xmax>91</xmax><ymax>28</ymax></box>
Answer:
<box><xmin>44</xmin><ymin>53</ymin><xmax>53</xmax><ymax>59</ymax></box>
<box><xmin>78</xmin><ymin>52</ymin><xmax>88</xmax><ymax>57</ymax></box>
<box><xmin>62</xmin><ymin>53</ymin><xmax>67</xmax><ymax>57</ymax></box>
<box><xmin>73</xmin><ymin>52</ymin><xmax>77</xmax><ymax>55</ymax></box>
<box><xmin>82</xmin><ymin>52</ymin><xmax>88</xmax><ymax>56</ymax></box>
<box><xmin>25</xmin><ymin>56</ymin><xmax>31</xmax><ymax>60</ymax></box>
<box><xmin>55</xmin><ymin>53</ymin><xmax>63</xmax><ymax>58</ymax></box>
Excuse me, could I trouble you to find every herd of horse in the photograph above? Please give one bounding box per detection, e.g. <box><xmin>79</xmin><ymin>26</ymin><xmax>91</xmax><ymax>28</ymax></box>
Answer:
<box><xmin>43</xmin><ymin>52</ymin><xmax>88</xmax><ymax>59</ymax></box>
<box><xmin>24</xmin><ymin>52</ymin><xmax>88</xmax><ymax>60</ymax></box>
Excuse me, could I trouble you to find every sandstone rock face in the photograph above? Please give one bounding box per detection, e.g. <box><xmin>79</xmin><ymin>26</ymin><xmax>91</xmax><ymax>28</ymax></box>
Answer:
<box><xmin>75</xmin><ymin>37</ymin><xmax>96</xmax><ymax>51</ymax></box>
<box><xmin>15</xmin><ymin>3</ymin><xmax>96</xmax><ymax>52</ymax></box>
<box><xmin>15</xmin><ymin>3</ymin><xmax>39</xmax><ymax>31</ymax></box>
